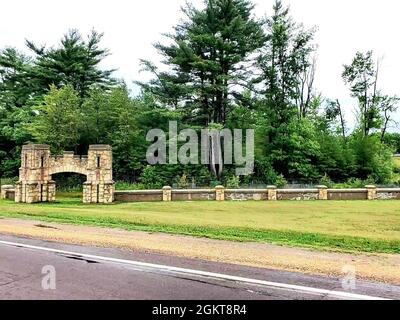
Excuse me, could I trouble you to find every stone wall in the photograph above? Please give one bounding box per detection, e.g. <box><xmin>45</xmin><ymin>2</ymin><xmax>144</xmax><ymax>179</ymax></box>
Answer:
<box><xmin>6</xmin><ymin>185</ymin><xmax>400</xmax><ymax>203</ymax></box>
<box><xmin>225</xmin><ymin>189</ymin><xmax>268</xmax><ymax>201</ymax></box>
<box><xmin>113</xmin><ymin>185</ymin><xmax>400</xmax><ymax>203</ymax></box>
<box><xmin>1</xmin><ymin>185</ymin><xmax>15</xmax><ymax>201</ymax></box>
<box><xmin>172</xmin><ymin>189</ymin><xmax>216</xmax><ymax>201</ymax></box>
<box><xmin>114</xmin><ymin>190</ymin><xmax>163</xmax><ymax>202</ymax></box>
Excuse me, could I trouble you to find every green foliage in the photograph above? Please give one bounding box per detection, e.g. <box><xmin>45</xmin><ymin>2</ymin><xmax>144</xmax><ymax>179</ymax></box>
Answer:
<box><xmin>115</xmin><ymin>181</ymin><xmax>147</xmax><ymax>190</ymax></box>
<box><xmin>319</xmin><ymin>174</ymin><xmax>334</xmax><ymax>188</ymax></box>
<box><xmin>226</xmin><ymin>175</ymin><xmax>241</xmax><ymax>188</ymax></box>
<box><xmin>342</xmin><ymin>51</ymin><xmax>399</xmax><ymax>140</ymax></box>
<box><xmin>29</xmin><ymin>85</ymin><xmax>82</xmax><ymax>153</ymax></box>
<box><xmin>383</xmin><ymin>133</ymin><xmax>400</xmax><ymax>153</ymax></box>
<box><xmin>0</xmin><ymin>177</ymin><xmax>18</xmax><ymax>186</ymax></box>
<box><xmin>53</xmin><ymin>173</ymin><xmax>85</xmax><ymax>192</ymax></box>
<box><xmin>274</xmin><ymin>174</ymin><xmax>287</xmax><ymax>188</ymax></box>
<box><xmin>350</xmin><ymin>134</ymin><xmax>394</xmax><ymax>184</ymax></box>
<box><xmin>139</xmin><ymin>166</ymin><xmax>168</xmax><ymax>189</ymax></box>
<box><xmin>178</xmin><ymin>174</ymin><xmax>190</xmax><ymax>189</ymax></box>
<box><xmin>26</xmin><ymin>29</ymin><xmax>115</xmax><ymax>98</ymax></box>
<box><xmin>256</xmin><ymin>0</ymin><xmax>317</xmax><ymax>123</ymax></box>
<box><xmin>0</xmin><ymin>30</ymin><xmax>115</xmax><ymax>176</ymax></box>
<box><xmin>139</xmin><ymin>0</ymin><xmax>265</xmax><ymax>125</ymax></box>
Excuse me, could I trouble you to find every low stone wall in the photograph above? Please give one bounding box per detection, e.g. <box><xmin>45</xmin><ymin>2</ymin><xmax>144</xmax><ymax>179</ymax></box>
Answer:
<box><xmin>4</xmin><ymin>184</ymin><xmax>400</xmax><ymax>203</ymax></box>
<box><xmin>225</xmin><ymin>189</ymin><xmax>268</xmax><ymax>201</ymax></box>
<box><xmin>1</xmin><ymin>185</ymin><xmax>15</xmax><ymax>201</ymax></box>
<box><xmin>328</xmin><ymin>189</ymin><xmax>368</xmax><ymax>200</ymax></box>
<box><xmin>171</xmin><ymin>189</ymin><xmax>216</xmax><ymax>201</ymax></box>
<box><xmin>114</xmin><ymin>190</ymin><xmax>163</xmax><ymax>202</ymax></box>
<box><xmin>376</xmin><ymin>188</ymin><xmax>400</xmax><ymax>200</ymax></box>
<box><xmin>277</xmin><ymin>189</ymin><xmax>319</xmax><ymax>201</ymax></box>
<box><xmin>114</xmin><ymin>185</ymin><xmax>400</xmax><ymax>203</ymax></box>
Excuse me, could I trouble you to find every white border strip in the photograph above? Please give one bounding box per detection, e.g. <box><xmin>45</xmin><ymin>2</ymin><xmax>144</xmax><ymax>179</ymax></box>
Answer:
<box><xmin>0</xmin><ymin>240</ymin><xmax>389</xmax><ymax>300</ymax></box>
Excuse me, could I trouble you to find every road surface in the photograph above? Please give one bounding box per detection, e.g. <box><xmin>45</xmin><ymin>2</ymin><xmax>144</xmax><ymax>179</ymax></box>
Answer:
<box><xmin>0</xmin><ymin>234</ymin><xmax>399</xmax><ymax>300</ymax></box>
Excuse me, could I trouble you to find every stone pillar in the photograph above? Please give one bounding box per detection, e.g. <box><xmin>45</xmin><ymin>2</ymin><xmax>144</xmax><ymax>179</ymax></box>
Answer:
<box><xmin>267</xmin><ymin>186</ymin><xmax>277</xmax><ymax>201</ymax></box>
<box><xmin>47</xmin><ymin>181</ymin><xmax>56</xmax><ymax>202</ymax></box>
<box><xmin>366</xmin><ymin>185</ymin><xmax>377</xmax><ymax>200</ymax></box>
<box><xmin>215</xmin><ymin>186</ymin><xmax>225</xmax><ymax>201</ymax></box>
<box><xmin>25</xmin><ymin>182</ymin><xmax>40</xmax><ymax>204</ymax></box>
<box><xmin>83</xmin><ymin>182</ymin><xmax>93</xmax><ymax>204</ymax></box>
<box><xmin>104</xmin><ymin>182</ymin><xmax>115</xmax><ymax>203</ymax></box>
<box><xmin>317</xmin><ymin>185</ymin><xmax>328</xmax><ymax>200</ymax></box>
<box><xmin>16</xmin><ymin>144</ymin><xmax>51</xmax><ymax>203</ymax></box>
<box><xmin>86</xmin><ymin>145</ymin><xmax>115</xmax><ymax>204</ymax></box>
<box><xmin>15</xmin><ymin>182</ymin><xmax>23</xmax><ymax>203</ymax></box>
<box><xmin>162</xmin><ymin>186</ymin><xmax>172</xmax><ymax>202</ymax></box>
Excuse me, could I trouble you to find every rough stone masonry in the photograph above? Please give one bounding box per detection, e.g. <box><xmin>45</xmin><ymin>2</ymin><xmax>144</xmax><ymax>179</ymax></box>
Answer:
<box><xmin>14</xmin><ymin>144</ymin><xmax>115</xmax><ymax>204</ymax></box>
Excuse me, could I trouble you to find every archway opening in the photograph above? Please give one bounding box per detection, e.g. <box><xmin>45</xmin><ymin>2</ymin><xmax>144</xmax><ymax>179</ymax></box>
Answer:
<box><xmin>51</xmin><ymin>172</ymin><xmax>87</xmax><ymax>203</ymax></box>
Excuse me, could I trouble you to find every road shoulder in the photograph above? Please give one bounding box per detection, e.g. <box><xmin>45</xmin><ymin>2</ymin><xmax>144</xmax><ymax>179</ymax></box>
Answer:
<box><xmin>0</xmin><ymin>217</ymin><xmax>399</xmax><ymax>285</ymax></box>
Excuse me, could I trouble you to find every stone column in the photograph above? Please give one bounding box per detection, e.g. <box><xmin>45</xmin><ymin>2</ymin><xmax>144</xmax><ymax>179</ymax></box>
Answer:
<box><xmin>267</xmin><ymin>186</ymin><xmax>277</xmax><ymax>201</ymax></box>
<box><xmin>15</xmin><ymin>182</ymin><xmax>23</xmax><ymax>203</ymax></box>
<box><xmin>317</xmin><ymin>185</ymin><xmax>328</xmax><ymax>200</ymax></box>
<box><xmin>87</xmin><ymin>145</ymin><xmax>115</xmax><ymax>204</ymax></box>
<box><xmin>15</xmin><ymin>144</ymin><xmax>52</xmax><ymax>203</ymax></box>
<box><xmin>366</xmin><ymin>185</ymin><xmax>377</xmax><ymax>200</ymax></box>
<box><xmin>162</xmin><ymin>186</ymin><xmax>172</xmax><ymax>202</ymax></box>
<box><xmin>104</xmin><ymin>182</ymin><xmax>115</xmax><ymax>203</ymax></box>
<box><xmin>83</xmin><ymin>182</ymin><xmax>92</xmax><ymax>204</ymax></box>
<box><xmin>47</xmin><ymin>181</ymin><xmax>56</xmax><ymax>202</ymax></box>
<box><xmin>215</xmin><ymin>186</ymin><xmax>225</xmax><ymax>201</ymax></box>
<box><xmin>25</xmin><ymin>182</ymin><xmax>39</xmax><ymax>204</ymax></box>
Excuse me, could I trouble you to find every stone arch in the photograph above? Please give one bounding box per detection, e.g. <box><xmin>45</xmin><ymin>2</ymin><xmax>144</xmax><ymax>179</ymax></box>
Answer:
<box><xmin>15</xmin><ymin>144</ymin><xmax>115</xmax><ymax>204</ymax></box>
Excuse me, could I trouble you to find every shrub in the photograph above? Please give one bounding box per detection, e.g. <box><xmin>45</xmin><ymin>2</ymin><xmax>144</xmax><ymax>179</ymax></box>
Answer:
<box><xmin>319</xmin><ymin>174</ymin><xmax>334</xmax><ymax>188</ymax></box>
<box><xmin>178</xmin><ymin>174</ymin><xmax>189</xmax><ymax>189</ymax></box>
<box><xmin>274</xmin><ymin>174</ymin><xmax>288</xmax><ymax>188</ymax></box>
<box><xmin>226</xmin><ymin>175</ymin><xmax>240</xmax><ymax>189</ymax></box>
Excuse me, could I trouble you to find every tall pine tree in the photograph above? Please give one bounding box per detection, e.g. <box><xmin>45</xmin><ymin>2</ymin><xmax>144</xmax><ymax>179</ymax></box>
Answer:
<box><xmin>139</xmin><ymin>0</ymin><xmax>265</xmax><ymax>126</ymax></box>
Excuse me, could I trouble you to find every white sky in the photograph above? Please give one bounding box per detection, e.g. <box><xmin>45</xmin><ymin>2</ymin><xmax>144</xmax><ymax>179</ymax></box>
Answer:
<box><xmin>1</xmin><ymin>0</ymin><xmax>400</xmax><ymax>127</ymax></box>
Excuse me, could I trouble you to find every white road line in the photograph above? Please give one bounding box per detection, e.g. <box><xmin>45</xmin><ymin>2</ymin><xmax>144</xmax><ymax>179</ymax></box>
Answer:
<box><xmin>0</xmin><ymin>239</ymin><xmax>389</xmax><ymax>300</ymax></box>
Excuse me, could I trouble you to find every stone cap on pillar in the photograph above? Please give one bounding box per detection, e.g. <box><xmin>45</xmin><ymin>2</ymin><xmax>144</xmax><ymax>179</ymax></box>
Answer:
<box><xmin>22</xmin><ymin>144</ymin><xmax>50</xmax><ymax>151</ymax></box>
<box><xmin>89</xmin><ymin>145</ymin><xmax>112</xmax><ymax>151</ymax></box>
<box><xmin>1</xmin><ymin>185</ymin><xmax>14</xmax><ymax>189</ymax></box>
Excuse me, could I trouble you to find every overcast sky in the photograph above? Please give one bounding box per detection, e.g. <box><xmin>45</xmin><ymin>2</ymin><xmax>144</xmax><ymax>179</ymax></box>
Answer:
<box><xmin>1</xmin><ymin>0</ymin><xmax>399</xmax><ymax>127</ymax></box>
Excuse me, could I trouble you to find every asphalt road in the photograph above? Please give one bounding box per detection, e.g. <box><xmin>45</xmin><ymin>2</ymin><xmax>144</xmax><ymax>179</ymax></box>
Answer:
<box><xmin>0</xmin><ymin>234</ymin><xmax>399</xmax><ymax>300</ymax></box>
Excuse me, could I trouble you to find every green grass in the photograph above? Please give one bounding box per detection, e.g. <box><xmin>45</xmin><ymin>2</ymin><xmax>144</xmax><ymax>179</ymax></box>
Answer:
<box><xmin>394</xmin><ymin>157</ymin><xmax>400</xmax><ymax>169</ymax></box>
<box><xmin>1</xmin><ymin>194</ymin><xmax>400</xmax><ymax>254</ymax></box>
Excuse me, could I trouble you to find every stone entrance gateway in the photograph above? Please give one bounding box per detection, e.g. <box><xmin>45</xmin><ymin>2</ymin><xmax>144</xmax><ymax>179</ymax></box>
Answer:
<box><xmin>15</xmin><ymin>144</ymin><xmax>115</xmax><ymax>204</ymax></box>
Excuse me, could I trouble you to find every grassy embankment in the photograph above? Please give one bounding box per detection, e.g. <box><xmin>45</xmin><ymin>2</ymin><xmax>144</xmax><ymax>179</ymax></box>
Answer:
<box><xmin>0</xmin><ymin>192</ymin><xmax>399</xmax><ymax>254</ymax></box>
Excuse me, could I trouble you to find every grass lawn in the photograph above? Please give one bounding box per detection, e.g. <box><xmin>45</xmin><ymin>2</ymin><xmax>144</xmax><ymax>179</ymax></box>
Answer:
<box><xmin>0</xmin><ymin>192</ymin><xmax>400</xmax><ymax>254</ymax></box>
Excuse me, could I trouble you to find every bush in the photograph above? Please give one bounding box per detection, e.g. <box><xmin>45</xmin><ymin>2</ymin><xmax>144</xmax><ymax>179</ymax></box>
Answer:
<box><xmin>177</xmin><ymin>174</ymin><xmax>189</xmax><ymax>189</ymax></box>
<box><xmin>0</xmin><ymin>177</ymin><xmax>18</xmax><ymax>186</ymax></box>
<box><xmin>226</xmin><ymin>175</ymin><xmax>240</xmax><ymax>188</ymax></box>
<box><xmin>319</xmin><ymin>174</ymin><xmax>334</xmax><ymax>188</ymax></box>
<box><xmin>139</xmin><ymin>166</ymin><xmax>167</xmax><ymax>189</ymax></box>
<box><xmin>115</xmin><ymin>181</ymin><xmax>147</xmax><ymax>190</ymax></box>
<box><xmin>274</xmin><ymin>174</ymin><xmax>288</xmax><ymax>188</ymax></box>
